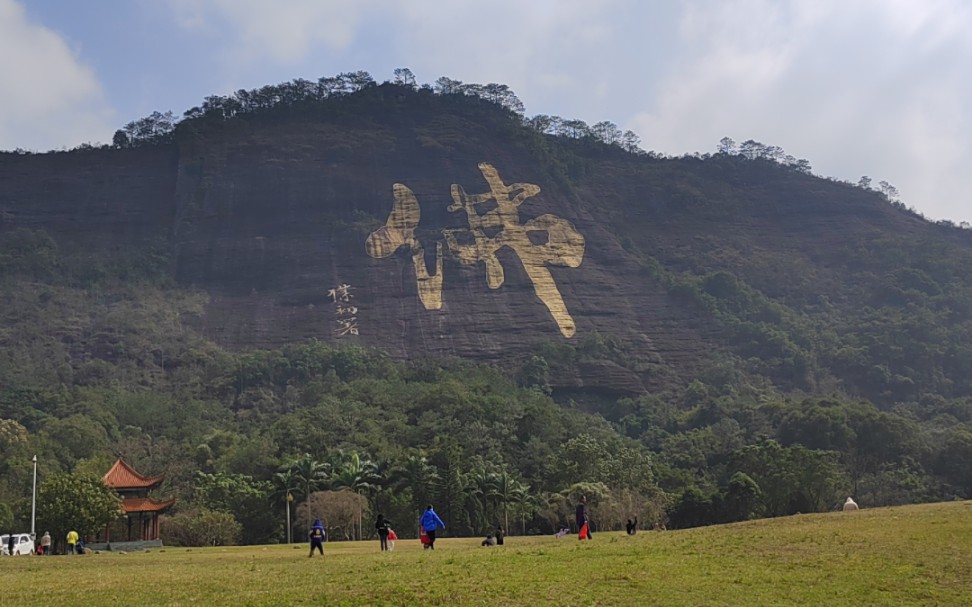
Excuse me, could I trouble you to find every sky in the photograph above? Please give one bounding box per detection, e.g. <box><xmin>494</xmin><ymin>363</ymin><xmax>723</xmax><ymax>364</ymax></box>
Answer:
<box><xmin>1</xmin><ymin>0</ymin><xmax>970</xmax><ymax>223</ymax></box>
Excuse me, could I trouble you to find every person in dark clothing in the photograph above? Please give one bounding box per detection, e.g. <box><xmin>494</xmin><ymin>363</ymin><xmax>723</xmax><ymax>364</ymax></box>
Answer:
<box><xmin>626</xmin><ymin>518</ymin><xmax>638</xmax><ymax>535</ymax></box>
<box><xmin>575</xmin><ymin>496</ymin><xmax>592</xmax><ymax>539</ymax></box>
<box><xmin>481</xmin><ymin>534</ymin><xmax>495</xmax><ymax>547</ymax></box>
<box><xmin>308</xmin><ymin>519</ymin><xmax>325</xmax><ymax>557</ymax></box>
<box><xmin>6</xmin><ymin>532</ymin><xmax>13</xmax><ymax>556</ymax></box>
<box><xmin>419</xmin><ymin>505</ymin><xmax>445</xmax><ymax>550</ymax></box>
<box><xmin>375</xmin><ymin>513</ymin><xmax>391</xmax><ymax>552</ymax></box>
<box><xmin>495</xmin><ymin>526</ymin><xmax>504</xmax><ymax>546</ymax></box>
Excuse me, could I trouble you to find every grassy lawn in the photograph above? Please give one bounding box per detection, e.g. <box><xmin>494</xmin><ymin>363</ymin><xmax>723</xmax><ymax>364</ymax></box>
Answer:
<box><xmin>2</xmin><ymin>501</ymin><xmax>970</xmax><ymax>606</ymax></box>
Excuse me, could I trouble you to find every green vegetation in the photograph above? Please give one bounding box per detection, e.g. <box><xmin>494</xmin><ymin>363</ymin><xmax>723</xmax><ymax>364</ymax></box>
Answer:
<box><xmin>1</xmin><ymin>263</ymin><xmax>968</xmax><ymax>542</ymax></box>
<box><xmin>1</xmin><ymin>502</ymin><xmax>969</xmax><ymax>606</ymax></box>
<box><xmin>35</xmin><ymin>472</ymin><xmax>122</xmax><ymax>551</ymax></box>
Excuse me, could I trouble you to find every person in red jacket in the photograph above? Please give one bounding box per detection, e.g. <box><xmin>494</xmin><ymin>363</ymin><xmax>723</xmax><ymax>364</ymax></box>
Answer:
<box><xmin>576</xmin><ymin>496</ymin><xmax>592</xmax><ymax>540</ymax></box>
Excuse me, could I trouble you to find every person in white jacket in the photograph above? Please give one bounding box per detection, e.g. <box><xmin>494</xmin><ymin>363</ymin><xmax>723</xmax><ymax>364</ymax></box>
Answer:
<box><xmin>842</xmin><ymin>497</ymin><xmax>859</xmax><ymax>511</ymax></box>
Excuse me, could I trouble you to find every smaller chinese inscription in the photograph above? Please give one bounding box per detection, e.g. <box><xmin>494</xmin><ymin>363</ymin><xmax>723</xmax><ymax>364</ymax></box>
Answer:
<box><xmin>328</xmin><ymin>283</ymin><xmax>359</xmax><ymax>337</ymax></box>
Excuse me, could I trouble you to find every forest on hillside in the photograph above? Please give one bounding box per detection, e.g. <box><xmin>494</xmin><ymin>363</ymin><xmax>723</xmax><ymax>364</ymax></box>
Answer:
<box><xmin>1</xmin><ymin>72</ymin><xmax>971</xmax><ymax>545</ymax></box>
<box><xmin>0</xmin><ymin>231</ymin><xmax>969</xmax><ymax>545</ymax></box>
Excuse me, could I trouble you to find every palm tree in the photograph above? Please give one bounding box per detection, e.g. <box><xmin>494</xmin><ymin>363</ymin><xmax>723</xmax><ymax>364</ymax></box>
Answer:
<box><xmin>493</xmin><ymin>470</ymin><xmax>522</xmax><ymax>534</ymax></box>
<box><xmin>437</xmin><ymin>455</ymin><xmax>468</xmax><ymax>536</ymax></box>
<box><xmin>510</xmin><ymin>484</ymin><xmax>541</xmax><ymax>535</ymax></box>
<box><xmin>329</xmin><ymin>451</ymin><xmax>380</xmax><ymax>539</ymax></box>
<box><xmin>287</xmin><ymin>454</ymin><xmax>330</xmax><ymax>532</ymax></box>
<box><xmin>329</xmin><ymin>451</ymin><xmax>380</xmax><ymax>493</ymax></box>
<box><xmin>396</xmin><ymin>454</ymin><xmax>439</xmax><ymax>523</ymax></box>
<box><xmin>272</xmin><ymin>467</ymin><xmax>300</xmax><ymax>543</ymax></box>
<box><xmin>370</xmin><ymin>458</ymin><xmax>396</xmax><ymax>517</ymax></box>
<box><xmin>467</xmin><ymin>467</ymin><xmax>499</xmax><ymax>532</ymax></box>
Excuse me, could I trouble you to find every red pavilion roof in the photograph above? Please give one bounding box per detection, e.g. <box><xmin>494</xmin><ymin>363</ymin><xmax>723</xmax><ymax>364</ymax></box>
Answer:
<box><xmin>103</xmin><ymin>458</ymin><xmax>164</xmax><ymax>490</ymax></box>
<box><xmin>121</xmin><ymin>497</ymin><xmax>176</xmax><ymax>514</ymax></box>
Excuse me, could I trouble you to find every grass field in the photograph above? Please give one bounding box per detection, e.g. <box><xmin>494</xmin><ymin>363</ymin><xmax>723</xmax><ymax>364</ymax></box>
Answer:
<box><xmin>2</xmin><ymin>501</ymin><xmax>970</xmax><ymax>606</ymax></box>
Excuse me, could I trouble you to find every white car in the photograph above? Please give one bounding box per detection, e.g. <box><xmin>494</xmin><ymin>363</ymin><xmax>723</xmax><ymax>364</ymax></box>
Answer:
<box><xmin>1</xmin><ymin>533</ymin><xmax>35</xmax><ymax>556</ymax></box>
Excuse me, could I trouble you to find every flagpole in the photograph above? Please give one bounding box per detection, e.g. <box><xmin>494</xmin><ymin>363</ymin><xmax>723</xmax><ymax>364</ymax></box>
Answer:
<box><xmin>286</xmin><ymin>492</ymin><xmax>293</xmax><ymax>544</ymax></box>
<box><xmin>31</xmin><ymin>455</ymin><xmax>38</xmax><ymax>538</ymax></box>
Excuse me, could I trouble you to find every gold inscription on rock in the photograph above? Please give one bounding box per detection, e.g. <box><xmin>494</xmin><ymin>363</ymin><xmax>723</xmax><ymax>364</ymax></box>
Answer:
<box><xmin>365</xmin><ymin>184</ymin><xmax>443</xmax><ymax>310</ymax></box>
<box><xmin>366</xmin><ymin>163</ymin><xmax>584</xmax><ymax>337</ymax></box>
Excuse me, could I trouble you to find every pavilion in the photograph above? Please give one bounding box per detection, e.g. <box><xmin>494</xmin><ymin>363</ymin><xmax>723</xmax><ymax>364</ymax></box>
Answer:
<box><xmin>101</xmin><ymin>458</ymin><xmax>175</xmax><ymax>545</ymax></box>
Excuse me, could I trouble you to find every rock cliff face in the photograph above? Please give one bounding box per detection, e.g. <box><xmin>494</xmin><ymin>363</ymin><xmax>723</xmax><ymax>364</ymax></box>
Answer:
<box><xmin>162</xmin><ymin>117</ymin><xmax>706</xmax><ymax>394</ymax></box>
<box><xmin>1</xmin><ymin>90</ymin><xmax>960</xmax><ymax>397</ymax></box>
<box><xmin>0</xmin><ymin>146</ymin><xmax>176</xmax><ymax>246</ymax></box>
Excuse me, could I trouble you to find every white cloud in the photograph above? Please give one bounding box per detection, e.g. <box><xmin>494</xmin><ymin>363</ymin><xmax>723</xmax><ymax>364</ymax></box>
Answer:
<box><xmin>168</xmin><ymin>0</ymin><xmax>379</xmax><ymax>62</ymax></box>
<box><xmin>0</xmin><ymin>0</ymin><xmax>114</xmax><ymax>150</ymax></box>
<box><xmin>164</xmin><ymin>0</ymin><xmax>972</xmax><ymax>222</ymax></box>
<box><xmin>166</xmin><ymin>0</ymin><xmax>628</xmax><ymax>121</ymax></box>
<box><xmin>385</xmin><ymin>0</ymin><xmax>623</xmax><ymax>110</ymax></box>
<box><xmin>629</xmin><ymin>0</ymin><xmax>972</xmax><ymax>221</ymax></box>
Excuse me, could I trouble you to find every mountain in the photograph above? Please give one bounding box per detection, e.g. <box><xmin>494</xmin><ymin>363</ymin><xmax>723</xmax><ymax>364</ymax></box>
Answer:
<box><xmin>4</xmin><ymin>82</ymin><xmax>972</xmax><ymax>404</ymax></box>
<box><xmin>2</xmin><ymin>77</ymin><xmax>971</xmax><ymax>538</ymax></box>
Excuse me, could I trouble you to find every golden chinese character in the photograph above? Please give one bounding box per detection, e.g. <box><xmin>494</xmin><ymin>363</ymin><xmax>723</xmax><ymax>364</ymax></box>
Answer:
<box><xmin>443</xmin><ymin>163</ymin><xmax>584</xmax><ymax>337</ymax></box>
<box><xmin>366</xmin><ymin>164</ymin><xmax>584</xmax><ymax>337</ymax></box>
<box><xmin>365</xmin><ymin>184</ymin><xmax>443</xmax><ymax>310</ymax></box>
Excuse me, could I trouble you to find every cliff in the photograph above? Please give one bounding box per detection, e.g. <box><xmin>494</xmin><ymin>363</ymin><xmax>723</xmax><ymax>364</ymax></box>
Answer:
<box><xmin>4</xmin><ymin>84</ymin><xmax>972</xmax><ymax>402</ymax></box>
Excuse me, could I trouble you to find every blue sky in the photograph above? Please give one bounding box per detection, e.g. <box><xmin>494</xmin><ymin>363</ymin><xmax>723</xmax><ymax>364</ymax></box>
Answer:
<box><xmin>2</xmin><ymin>0</ymin><xmax>970</xmax><ymax>223</ymax></box>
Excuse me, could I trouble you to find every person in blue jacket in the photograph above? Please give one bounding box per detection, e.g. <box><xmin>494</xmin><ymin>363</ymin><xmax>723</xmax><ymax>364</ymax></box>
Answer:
<box><xmin>308</xmin><ymin>519</ymin><xmax>325</xmax><ymax>557</ymax></box>
<box><xmin>419</xmin><ymin>505</ymin><xmax>445</xmax><ymax>550</ymax></box>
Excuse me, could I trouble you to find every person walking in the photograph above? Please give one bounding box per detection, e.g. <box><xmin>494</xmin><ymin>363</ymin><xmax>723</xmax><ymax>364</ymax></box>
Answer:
<box><xmin>308</xmin><ymin>519</ymin><xmax>325</xmax><ymax>557</ymax></box>
<box><xmin>6</xmin><ymin>532</ymin><xmax>13</xmax><ymax>556</ymax></box>
<box><xmin>66</xmin><ymin>530</ymin><xmax>79</xmax><ymax>555</ymax></box>
<box><xmin>387</xmin><ymin>528</ymin><xmax>397</xmax><ymax>551</ymax></box>
<box><xmin>575</xmin><ymin>496</ymin><xmax>592</xmax><ymax>540</ymax></box>
<box><xmin>495</xmin><ymin>526</ymin><xmax>504</xmax><ymax>546</ymax></box>
<box><xmin>40</xmin><ymin>532</ymin><xmax>51</xmax><ymax>555</ymax></box>
<box><xmin>375</xmin><ymin>514</ymin><xmax>391</xmax><ymax>552</ymax></box>
<box><xmin>419</xmin><ymin>505</ymin><xmax>445</xmax><ymax>550</ymax></box>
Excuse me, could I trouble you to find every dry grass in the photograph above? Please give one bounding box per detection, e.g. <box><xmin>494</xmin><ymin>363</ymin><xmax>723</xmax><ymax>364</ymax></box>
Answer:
<box><xmin>1</xmin><ymin>501</ymin><xmax>969</xmax><ymax>606</ymax></box>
